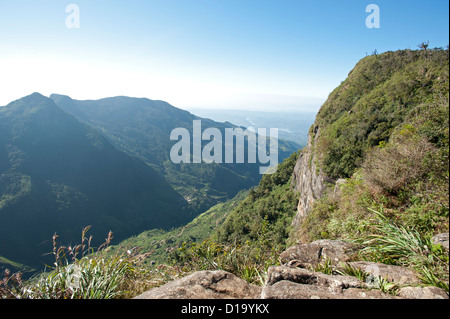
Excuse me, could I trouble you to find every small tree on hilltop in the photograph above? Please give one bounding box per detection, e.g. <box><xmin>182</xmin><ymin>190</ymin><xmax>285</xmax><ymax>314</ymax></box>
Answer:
<box><xmin>418</xmin><ymin>41</ymin><xmax>429</xmax><ymax>51</ymax></box>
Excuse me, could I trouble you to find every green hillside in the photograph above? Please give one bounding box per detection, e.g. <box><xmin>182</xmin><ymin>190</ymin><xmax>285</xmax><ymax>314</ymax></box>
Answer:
<box><xmin>106</xmin><ymin>150</ymin><xmax>299</xmax><ymax>265</ymax></box>
<box><xmin>313</xmin><ymin>48</ymin><xmax>449</xmax><ymax>179</ymax></box>
<box><xmin>80</xmin><ymin>48</ymin><xmax>448</xmax><ymax>284</ymax></box>
<box><xmin>105</xmin><ymin>190</ymin><xmax>249</xmax><ymax>265</ymax></box>
<box><xmin>212</xmin><ymin>151</ymin><xmax>299</xmax><ymax>247</ymax></box>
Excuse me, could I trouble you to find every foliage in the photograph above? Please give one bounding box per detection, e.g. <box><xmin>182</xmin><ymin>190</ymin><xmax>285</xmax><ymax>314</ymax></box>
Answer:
<box><xmin>0</xmin><ymin>269</ymin><xmax>25</xmax><ymax>299</ymax></box>
<box><xmin>3</xmin><ymin>48</ymin><xmax>449</xmax><ymax>298</ymax></box>
<box><xmin>105</xmin><ymin>190</ymin><xmax>249</xmax><ymax>265</ymax></box>
<box><xmin>354</xmin><ymin>209</ymin><xmax>449</xmax><ymax>292</ymax></box>
<box><xmin>164</xmin><ymin>152</ymin><xmax>301</xmax><ymax>285</ymax></box>
<box><xmin>336</xmin><ymin>262</ymin><xmax>400</xmax><ymax>295</ymax></box>
<box><xmin>169</xmin><ymin>216</ymin><xmax>280</xmax><ymax>286</ymax></box>
<box><xmin>213</xmin><ymin>151</ymin><xmax>299</xmax><ymax>247</ymax></box>
<box><xmin>304</xmin><ymin>96</ymin><xmax>449</xmax><ymax>242</ymax></box>
<box><xmin>0</xmin><ymin>228</ymin><xmax>177</xmax><ymax>299</ymax></box>
<box><xmin>337</xmin><ymin>262</ymin><xmax>369</xmax><ymax>282</ymax></box>
<box><xmin>94</xmin><ymin>151</ymin><xmax>300</xmax><ymax>288</ymax></box>
<box><xmin>0</xmin><ymin>93</ymin><xmax>299</xmax><ymax>271</ymax></box>
<box><xmin>362</xmin><ymin>125</ymin><xmax>434</xmax><ymax>194</ymax></box>
<box><xmin>314</xmin><ymin>49</ymin><xmax>449</xmax><ymax>179</ymax></box>
<box><xmin>50</xmin><ymin>94</ymin><xmax>299</xmax><ymax>215</ymax></box>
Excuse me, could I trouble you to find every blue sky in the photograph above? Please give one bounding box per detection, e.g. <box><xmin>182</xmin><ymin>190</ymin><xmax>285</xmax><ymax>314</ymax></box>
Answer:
<box><xmin>0</xmin><ymin>0</ymin><xmax>448</xmax><ymax>111</ymax></box>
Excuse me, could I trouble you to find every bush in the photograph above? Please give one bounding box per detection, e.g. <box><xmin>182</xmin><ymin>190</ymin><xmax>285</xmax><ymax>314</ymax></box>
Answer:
<box><xmin>362</xmin><ymin>124</ymin><xmax>434</xmax><ymax>194</ymax></box>
<box><xmin>170</xmin><ymin>217</ymin><xmax>280</xmax><ymax>286</ymax></box>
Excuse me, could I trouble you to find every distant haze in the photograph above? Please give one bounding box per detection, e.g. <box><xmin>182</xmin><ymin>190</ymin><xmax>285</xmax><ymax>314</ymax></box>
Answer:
<box><xmin>186</xmin><ymin>107</ymin><xmax>317</xmax><ymax>146</ymax></box>
<box><xmin>183</xmin><ymin>92</ymin><xmax>324</xmax><ymax>112</ymax></box>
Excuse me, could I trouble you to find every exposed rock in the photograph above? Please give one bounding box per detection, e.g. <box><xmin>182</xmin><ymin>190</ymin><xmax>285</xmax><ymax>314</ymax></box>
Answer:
<box><xmin>347</xmin><ymin>261</ymin><xmax>422</xmax><ymax>286</ymax></box>
<box><xmin>431</xmin><ymin>233</ymin><xmax>449</xmax><ymax>251</ymax></box>
<box><xmin>262</xmin><ymin>284</ymin><xmax>397</xmax><ymax>299</ymax></box>
<box><xmin>261</xmin><ymin>266</ymin><xmax>397</xmax><ymax>299</ymax></box>
<box><xmin>341</xmin><ymin>288</ymin><xmax>398</xmax><ymax>299</ymax></box>
<box><xmin>280</xmin><ymin>243</ymin><xmax>322</xmax><ymax>268</ymax></box>
<box><xmin>265</xmin><ymin>266</ymin><xmax>364</xmax><ymax>290</ymax></box>
<box><xmin>398</xmin><ymin>286</ymin><xmax>449</xmax><ymax>299</ymax></box>
<box><xmin>280</xmin><ymin>239</ymin><xmax>355</xmax><ymax>267</ymax></box>
<box><xmin>291</xmin><ymin>130</ymin><xmax>332</xmax><ymax>227</ymax></box>
<box><xmin>134</xmin><ymin>264</ymin><xmax>447</xmax><ymax>300</ymax></box>
<box><xmin>262</xmin><ymin>280</ymin><xmax>341</xmax><ymax>299</ymax></box>
<box><xmin>133</xmin><ymin>270</ymin><xmax>261</xmax><ymax>299</ymax></box>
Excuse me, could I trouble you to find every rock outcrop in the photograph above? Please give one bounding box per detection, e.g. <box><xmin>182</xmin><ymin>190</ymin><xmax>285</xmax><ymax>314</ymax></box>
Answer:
<box><xmin>261</xmin><ymin>266</ymin><xmax>397</xmax><ymax>299</ymax></box>
<box><xmin>280</xmin><ymin>239</ymin><xmax>355</xmax><ymax>267</ymax></box>
<box><xmin>291</xmin><ymin>128</ymin><xmax>333</xmax><ymax>227</ymax></box>
<box><xmin>135</xmin><ymin>239</ymin><xmax>448</xmax><ymax>300</ymax></box>
<box><xmin>432</xmin><ymin>233</ymin><xmax>449</xmax><ymax>251</ymax></box>
<box><xmin>398</xmin><ymin>286</ymin><xmax>449</xmax><ymax>299</ymax></box>
<box><xmin>133</xmin><ymin>270</ymin><xmax>261</xmax><ymax>299</ymax></box>
<box><xmin>134</xmin><ymin>264</ymin><xmax>448</xmax><ymax>299</ymax></box>
<box><xmin>347</xmin><ymin>261</ymin><xmax>422</xmax><ymax>286</ymax></box>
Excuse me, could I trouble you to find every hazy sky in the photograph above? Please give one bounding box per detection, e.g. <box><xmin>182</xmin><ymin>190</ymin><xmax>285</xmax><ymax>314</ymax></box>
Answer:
<box><xmin>0</xmin><ymin>0</ymin><xmax>448</xmax><ymax>111</ymax></box>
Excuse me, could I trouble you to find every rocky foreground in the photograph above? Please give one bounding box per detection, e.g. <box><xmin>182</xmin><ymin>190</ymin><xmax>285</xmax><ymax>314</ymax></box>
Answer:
<box><xmin>134</xmin><ymin>236</ymin><xmax>449</xmax><ymax>299</ymax></box>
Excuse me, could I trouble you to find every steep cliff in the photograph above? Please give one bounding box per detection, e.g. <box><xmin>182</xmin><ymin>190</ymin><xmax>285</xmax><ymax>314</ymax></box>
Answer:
<box><xmin>291</xmin><ymin>126</ymin><xmax>333</xmax><ymax>227</ymax></box>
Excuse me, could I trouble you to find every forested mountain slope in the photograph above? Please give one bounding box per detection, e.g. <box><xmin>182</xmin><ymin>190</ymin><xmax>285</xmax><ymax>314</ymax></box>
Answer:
<box><xmin>0</xmin><ymin>93</ymin><xmax>191</xmax><ymax>269</ymax></box>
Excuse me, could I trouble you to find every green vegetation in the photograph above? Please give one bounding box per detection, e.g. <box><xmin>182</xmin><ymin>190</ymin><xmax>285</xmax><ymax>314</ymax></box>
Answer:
<box><xmin>336</xmin><ymin>262</ymin><xmax>401</xmax><ymax>295</ymax></box>
<box><xmin>296</xmin><ymin>95</ymin><xmax>449</xmax><ymax>244</ymax></box>
<box><xmin>0</xmin><ymin>92</ymin><xmax>298</xmax><ymax>280</ymax></box>
<box><xmin>0</xmin><ymin>256</ymin><xmax>35</xmax><ymax>277</ymax></box>
<box><xmin>315</xmin><ymin>48</ymin><xmax>448</xmax><ymax>179</ymax></box>
<box><xmin>169</xmin><ymin>221</ymin><xmax>278</xmax><ymax>286</ymax></box>
<box><xmin>1</xmin><ymin>157</ymin><xmax>297</xmax><ymax>298</ymax></box>
<box><xmin>167</xmin><ymin>151</ymin><xmax>299</xmax><ymax>285</ymax></box>
<box><xmin>1</xmin><ymin>228</ymin><xmax>175</xmax><ymax>299</ymax></box>
<box><xmin>104</xmin><ymin>190</ymin><xmax>249</xmax><ymax>265</ymax></box>
<box><xmin>355</xmin><ymin>209</ymin><xmax>448</xmax><ymax>291</ymax></box>
<box><xmin>103</xmin><ymin>151</ymin><xmax>299</xmax><ymax>286</ymax></box>
<box><xmin>213</xmin><ymin>151</ymin><xmax>299</xmax><ymax>247</ymax></box>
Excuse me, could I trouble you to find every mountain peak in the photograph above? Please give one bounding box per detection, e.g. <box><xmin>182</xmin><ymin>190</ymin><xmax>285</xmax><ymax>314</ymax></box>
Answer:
<box><xmin>6</xmin><ymin>92</ymin><xmax>49</xmax><ymax>105</ymax></box>
<box><xmin>1</xmin><ymin>92</ymin><xmax>66</xmax><ymax>119</ymax></box>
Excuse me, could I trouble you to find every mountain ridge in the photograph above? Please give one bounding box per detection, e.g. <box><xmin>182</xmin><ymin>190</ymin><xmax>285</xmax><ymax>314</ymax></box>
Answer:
<box><xmin>49</xmin><ymin>93</ymin><xmax>299</xmax><ymax>212</ymax></box>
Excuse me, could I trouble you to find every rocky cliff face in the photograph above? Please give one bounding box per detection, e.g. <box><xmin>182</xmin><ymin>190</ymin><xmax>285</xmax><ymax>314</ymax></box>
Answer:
<box><xmin>290</xmin><ymin>125</ymin><xmax>334</xmax><ymax>229</ymax></box>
